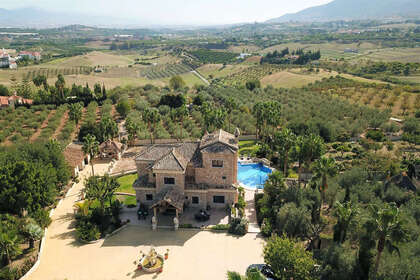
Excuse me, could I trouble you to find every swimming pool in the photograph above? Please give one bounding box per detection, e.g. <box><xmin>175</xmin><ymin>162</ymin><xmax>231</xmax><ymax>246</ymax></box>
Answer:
<box><xmin>237</xmin><ymin>162</ymin><xmax>272</xmax><ymax>189</ymax></box>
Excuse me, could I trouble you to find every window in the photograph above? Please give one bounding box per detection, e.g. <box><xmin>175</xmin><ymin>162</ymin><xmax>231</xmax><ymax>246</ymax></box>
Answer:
<box><xmin>164</xmin><ymin>177</ymin><xmax>175</xmax><ymax>185</ymax></box>
<box><xmin>213</xmin><ymin>196</ymin><xmax>225</xmax><ymax>204</ymax></box>
<box><xmin>146</xmin><ymin>194</ymin><xmax>153</xmax><ymax>201</ymax></box>
<box><xmin>212</xmin><ymin>160</ymin><xmax>223</xmax><ymax>168</ymax></box>
<box><xmin>192</xmin><ymin>196</ymin><xmax>199</xmax><ymax>204</ymax></box>
<box><xmin>222</xmin><ymin>176</ymin><xmax>227</xmax><ymax>180</ymax></box>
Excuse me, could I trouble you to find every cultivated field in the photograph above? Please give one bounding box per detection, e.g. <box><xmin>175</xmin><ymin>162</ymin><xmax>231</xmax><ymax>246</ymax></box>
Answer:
<box><xmin>358</xmin><ymin>47</ymin><xmax>420</xmax><ymax>63</ymax></box>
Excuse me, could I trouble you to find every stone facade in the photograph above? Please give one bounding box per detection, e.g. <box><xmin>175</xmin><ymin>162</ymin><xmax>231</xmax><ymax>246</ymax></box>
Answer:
<box><xmin>133</xmin><ymin>130</ymin><xmax>239</xmax><ymax>212</ymax></box>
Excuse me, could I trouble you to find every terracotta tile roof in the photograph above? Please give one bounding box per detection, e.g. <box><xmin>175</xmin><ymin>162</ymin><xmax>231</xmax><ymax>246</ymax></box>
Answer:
<box><xmin>99</xmin><ymin>139</ymin><xmax>123</xmax><ymax>152</ymax></box>
<box><xmin>136</xmin><ymin>142</ymin><xmax>201</xmax><ymax>171</ymax></box>
<box><xmin>150</xmin><ymin>186</ymin><xmax>184</xmax><ymax>210</ymax></box>
<box><xmin>152</xmin><ymin>148</ymin><xmax>187</xmax><ymax>171</ymax></box>
<box><xmin>0</xmin><ymin>96</ymin><xmax>9</xmax><ymax>106</ymax></box>
<box><xmin>63</xmin><ymin>143</ymin><xmax>86</xmax><ymax>169</ymax></box>
<box><xmin>200</xmin><ymin>129</ymin><xmax>238</xmax><ymax>151</ymax></box>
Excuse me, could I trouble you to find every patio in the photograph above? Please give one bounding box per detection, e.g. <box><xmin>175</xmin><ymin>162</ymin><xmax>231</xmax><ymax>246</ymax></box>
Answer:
<box><xmin>120</xmin><ymin>204</ymin><xmax>230</xmax><ymax>228</ymax></box>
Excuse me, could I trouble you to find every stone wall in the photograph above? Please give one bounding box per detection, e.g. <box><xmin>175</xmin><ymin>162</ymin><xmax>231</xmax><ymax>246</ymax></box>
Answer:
<box><xmin>135</xmin><ymin>188</ymin><xmax>156</xmax><ymax>207</ymax></box>
<box><xmin>196</xmin><ymin>149</ymin><xmax>237</xmax><ymax>186</ymax></box>
<box><xmin>155</xmin><ymin>171</ymin><xmax>185</xmax><ymax>193</ymax></box>
<box><xmin>184</xmin><ymin>189</ymin><xmax>237</xmax><ymax>209</ymax></box>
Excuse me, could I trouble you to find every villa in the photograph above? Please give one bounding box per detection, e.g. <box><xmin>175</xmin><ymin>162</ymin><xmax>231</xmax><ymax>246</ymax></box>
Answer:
<box><xmin>133</xmin><ymin>129</ymin><xmax>239</xmax><ymax>218</ymax></box>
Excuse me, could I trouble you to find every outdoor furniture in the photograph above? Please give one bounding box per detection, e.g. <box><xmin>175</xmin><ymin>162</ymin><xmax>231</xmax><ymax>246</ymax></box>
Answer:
<box><xmin>194</xmin><ymin>209</ymin><xmax>210</xmax><ymax>222</ymax></box>
<box><xmin>137</xmin><ymin>205</ymin><xmax>149</xmax><ymax>220</ymax></box>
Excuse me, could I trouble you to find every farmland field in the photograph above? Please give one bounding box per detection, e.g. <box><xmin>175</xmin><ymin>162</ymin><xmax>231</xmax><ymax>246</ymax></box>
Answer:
<box><xmin>261</xmin><ymin>69</ymin><xmax>337</xmax><ymax>88</ymax></box>
<box><xmin>358</xmin><ymin>47</ymin><xmax>420</xmax><ymax>63</ymax></box>
<box><xmin>45</xmin><ymin>51</ymin><xmax>134</xmax><ymax>67</ymax></box>
<box><xmin>261</xmin><ymin>42</ymin><xmax>380</xmax><ymax>59</ymax></box>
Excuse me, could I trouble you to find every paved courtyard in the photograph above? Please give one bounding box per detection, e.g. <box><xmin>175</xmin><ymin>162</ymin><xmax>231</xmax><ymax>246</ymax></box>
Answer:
<box><xmin>26</xmin><ymin>158</ymin><xmax>265</xmax><ymax>280</ymax></box>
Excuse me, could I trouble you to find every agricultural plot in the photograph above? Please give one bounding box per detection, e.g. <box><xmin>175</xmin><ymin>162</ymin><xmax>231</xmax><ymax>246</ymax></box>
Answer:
<box><xmin>140</xmin><ymin>63</ymin><xmax>192</xmax><ymax>79</ymax></box>
<box><xmin>308</xmin><ymin>76</ymin><xmax>420</xmax><ymax>117</ymax></box>
<box><xmin>357</xmin><ymin>47</ymin><xmax>420</xmax><ymax>63</ymax></box>
<box><xmin>216</xmin><ymin>64</ymin><xmax>285</xmax><ymax>87</ymax></box>
<box><xmin>261</xmin><ymin>42</ymin><xmax>380</xmax><ymax>60</ymax></box>
<box><xmin>261</xmin><ymin>68</ymin><xmax>336</xmax><ymax>88</ymax></box>
<box><xmin>189</xmin><ymin>49</ymin><xmax>239</xmax><ymax>64</ymax></box>
<box><xmin>45</xmin><ymin>51</ymin><xmax>134</xmax><ymax>67</ymax></box>
<box><xmin>0</xmin><ymin>104</ymin><xmax>74</xmax><ymax>145</ymax></box>
<box><xmin>196</xmin><ymin>64</ymin><xmax>251</xmax><ymax>79</ymax></box>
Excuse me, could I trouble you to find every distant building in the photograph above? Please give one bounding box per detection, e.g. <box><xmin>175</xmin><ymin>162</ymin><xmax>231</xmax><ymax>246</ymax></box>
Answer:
<box><xmin>0</xmin><ymin>49</ymin><xmax>16</xmax><ymax>69</ymax></box>
<box><xmin>0</xmin><ymin>93</ymin><xmax>33</xmax><ymax>108</ymax></box>
<box><xmin>18</xmin><ymin>51</ymin><xmax>41</xmax><ymax>60</ymax></box>
<box><xmin>344</xmin><ymin>48</ymin><xmax>359</xmax><ymax>53</ymax></box>
<box><xmin>114</xmin><ymin>34</ymin><xmax>133</xmax><ymax>39</ymax></box>
<box><xmin>99</xmin><ymin>139</ymin><xmax>124</xmax><ymax>160</ymax></box>
<box><xmin>63</xmin><ymin>143</ymin><xmax>91</xmax><ymax>178</ymax></box>
<box><xmin>237</xmin><ymin>53</ymin><xmax>252</xmax><ymax>60</ymax></box>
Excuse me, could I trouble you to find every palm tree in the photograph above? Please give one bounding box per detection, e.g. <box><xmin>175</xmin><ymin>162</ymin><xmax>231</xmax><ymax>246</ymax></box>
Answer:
<box><xmin>82</xmin><ymin>134</ymin><xmax>99</xmax><ymax>176</ymax></box>
<box><xmin>74</xmin><ymin>200</ymin><xmax>92</xmax><ymax>217</ymax></box>
<box><xmin>99</xmin><ymin>116</ymin><xmax>118</xmax><ymax>142</ymax></box>
<box><xmin>292</xmin><ymin>136</ymin><xmax>306</xmax><ymax>186</ymax></box>
<box><xmin>23</xmin><ymin>220</ymin><xmax>44</xmax><ymax>249</ymax></box>
<box><xmin>333</xmin><ymin>201</ymin><xmax>359</xmax><ymax>244</ymax></box>
<box><xmin>175</xmin><ymin>106</ymin><xmax>188</xmax><ymax>140</ymax></box>
<box><xmin>311</xmin><ymin>157</ymin><xmax>338</xmax><ymax>205</ymax></box>
<box><xmin>224</xmin><ymin>97</ymin><xmax>237</xmax><ymax>132</ymax></box>
<box><xmin>55</xmin><ymin>74</ymin><xmax>66</xmax><ymax>100</ymax></box>
<box><xmin>367</xmin><ymin>203</ymin><xmax>409</xmax><ymax>279</ymax></box>
<box><xmin>125</xmin><ymin>118</ymin><xmax>139</xmax><ymax>146</ymax></box>
<box><xmin>273</xmin><ymin>128</ymin><xmax>295</xmax><ymax>177</ymax></box>
<box><xmin>68</xmin><ymin>102</ymin><xmax>83</xmax><ymax>125</ymax></box>
<box><xmin>303</xmin><ymin>134</ymin><xmax>325</xmax><ymax>169</ymax></box>
<box><xmin>142</xmin><ymin>108</ymin><xmax>161</xmax><ymax>144</ymax></box>
<box><xmin>0</xmin><ymin>231</ymin><xmax>22</xmax><ymax>265</ymax></box>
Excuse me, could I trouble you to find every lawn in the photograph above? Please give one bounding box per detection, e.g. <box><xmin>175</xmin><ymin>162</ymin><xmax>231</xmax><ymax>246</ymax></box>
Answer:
<box><xmin>116</xmin><ymin>174</ymin><xmax>137</xmax><ymax>207</ymax></box>
<box><xmin>116</xmin><ymin>174</ymin><xmax>137</xmax><ymax>194</ymax></box>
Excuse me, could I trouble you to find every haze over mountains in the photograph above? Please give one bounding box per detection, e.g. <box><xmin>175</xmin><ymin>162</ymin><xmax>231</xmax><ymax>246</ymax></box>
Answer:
<box><xmin>1</xmin><ymin>0</ymin><xmax>420</xmax><ymax>28</ymax></box>
<box><xmin>268</xmin><ymin>0</ymin><xmax>420</xmax><ymax>23</ymax></box>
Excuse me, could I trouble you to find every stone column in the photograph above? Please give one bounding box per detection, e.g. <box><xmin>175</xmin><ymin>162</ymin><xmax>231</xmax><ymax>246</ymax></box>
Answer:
<box><xmin>152</xmin><ymin>208</ymin><xmax>157</xmax><ymax>231</ymax></box>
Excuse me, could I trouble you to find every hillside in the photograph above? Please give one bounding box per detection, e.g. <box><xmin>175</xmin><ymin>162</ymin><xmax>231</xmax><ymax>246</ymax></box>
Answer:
<box><xmin>268</xmin><ymin>0</ymin><xmax>420</xmax><ymax>23</ymax></box>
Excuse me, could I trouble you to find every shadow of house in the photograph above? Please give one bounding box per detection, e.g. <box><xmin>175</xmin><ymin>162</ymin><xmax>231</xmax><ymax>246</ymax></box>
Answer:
<box><xmin>101</xmin><ymin>226</ymin><xmax>200</xmax><ymax>248</ymax></box>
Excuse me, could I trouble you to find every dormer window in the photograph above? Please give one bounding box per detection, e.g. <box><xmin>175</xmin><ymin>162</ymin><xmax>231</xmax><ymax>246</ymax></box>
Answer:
<box><xmin>212</xmin><ymin>160</ymin><xmax>223</xmax><ymax>168</ymax></box>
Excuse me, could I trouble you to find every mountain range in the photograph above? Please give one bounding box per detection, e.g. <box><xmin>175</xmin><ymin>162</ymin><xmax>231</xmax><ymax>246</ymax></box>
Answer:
<box><xmin>268</xmin><ymin>0</ymin><xmax>420</xmax><ymax>23</ymax></box>
<box><xmin>1</xmin><ymin>0</ymin><xmax>420</xmax><ymax>29</ymax></box>
<box><xmin>0</xmin><ymin>8</ymin><xmax>145</xmax><ymax>28</ymax></box>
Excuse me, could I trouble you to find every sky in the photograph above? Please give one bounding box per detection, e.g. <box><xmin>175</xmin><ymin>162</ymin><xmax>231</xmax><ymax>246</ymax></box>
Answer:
<box><xmin>0</xmin><ymin>0</ymin><xmax>333</xmax><ymax>25</ymax></box>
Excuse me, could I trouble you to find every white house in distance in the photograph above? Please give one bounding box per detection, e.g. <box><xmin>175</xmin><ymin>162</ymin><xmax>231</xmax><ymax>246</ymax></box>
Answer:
<box><xmin>0</xmin><ymin>49</ymin><xmax>17</xmax><ymax>69</ymax></box>
<box><xmin>18</xmin><ymin>51</ymin><xmax>42</xmax><ymax>61</ymax></box>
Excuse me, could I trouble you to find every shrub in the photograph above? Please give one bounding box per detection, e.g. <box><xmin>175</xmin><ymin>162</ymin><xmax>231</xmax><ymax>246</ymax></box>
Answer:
<box><xmin>261</xmin><ymin>218</ymin><xmax>273</xmax><ymax>237</ymax></box>
<box><xmin>366</xmin><ymin>130</ymin><xmax>385</xmax><ymax>142</ymax></box>
<box><xmin>179</xmin><ymin>224</ymin><xmax>194</xmax><ymax>228</ymax></box>
<box><xmin>76</xmin><ymin>220</ymin><xmax>101</xmax><ymax>242</ymax></box>
<box><xmin>210</xmin><ymin>224</ymin><xmax>230</xmax><ymax>231</ymax></box>
<box><xmin>228</xmin><ymin>217</ymin><xmax>248</xmax><ymax>236</ymax></box>
<box><xmin>30</xmin><ymin>209</ymin><xmax>52</xmax><ymax>229</ymax></box>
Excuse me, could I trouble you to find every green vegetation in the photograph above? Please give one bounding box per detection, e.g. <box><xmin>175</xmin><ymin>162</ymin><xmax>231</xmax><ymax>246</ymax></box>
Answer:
<box><xmin>75</xmin><ymin>175</ymin><xmax>122</xmax><ymax>242</ymax></box>
<box><xmin>190</xmin><ymin>49</ymin><xmax>238</xmax><ymax>64</ymax></box>
<box><xmin>116</xmin><ymin>174</ymin><xmax>137</xmax><ymax>194</ymax></box>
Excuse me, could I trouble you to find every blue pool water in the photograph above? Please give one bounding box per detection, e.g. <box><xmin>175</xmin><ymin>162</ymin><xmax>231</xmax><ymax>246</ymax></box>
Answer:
<box><xmin>237</xmin><ymin>162</ymin><xmax>272</xmax><ymax>189</ymax></box>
